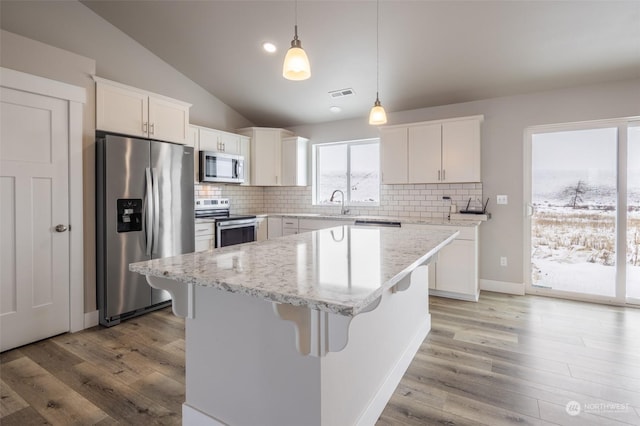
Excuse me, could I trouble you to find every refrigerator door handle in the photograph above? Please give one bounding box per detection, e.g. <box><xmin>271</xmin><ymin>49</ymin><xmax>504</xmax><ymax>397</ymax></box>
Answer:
<box><xmin>145</xmin><ymin>167</ymin><xmax>154</xmax><ymax>256</ymax></box>
<box><xmin>152</xmin><ymin>168</ymin><xmax>160</xmax><ymax>255</ymax></box>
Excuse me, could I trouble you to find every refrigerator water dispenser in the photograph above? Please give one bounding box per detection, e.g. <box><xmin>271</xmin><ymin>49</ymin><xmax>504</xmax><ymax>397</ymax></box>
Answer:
<box><xmin>117</xmin><ymin>198</ymin><xmax>142</xmax><ymax>232</ymax></box>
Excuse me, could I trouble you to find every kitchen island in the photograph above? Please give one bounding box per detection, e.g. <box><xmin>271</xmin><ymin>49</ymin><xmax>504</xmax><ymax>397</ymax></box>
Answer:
<box><xmin>130</xmin><ymin>225</ymin><xmax>458</xmax><ymax>426</ymax></box>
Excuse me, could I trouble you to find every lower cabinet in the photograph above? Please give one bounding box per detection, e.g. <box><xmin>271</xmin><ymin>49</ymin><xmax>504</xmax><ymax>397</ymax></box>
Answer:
<box><xmin>267</xmin><ymin>217</ymin><xmax>283</xmax><ymax>239</ymax></box>
<box><xmin>282</xmin><ymin>217</ymin><xmax>299</xmax><ymax>236</ymax></box>
<box><xmin>298</xmin><ymin>218</ymin><xmax>353</xmax><ymax>232</ymax></box>
<box><xmin>404</xmin><ymin>223</ymin><xmax>479</xmax><ymax>301</ymax></box>
<box><xmin>256</xmin><ymin>217</ymin><xmax>268</xmax><ymax>242</ymax></box>
<box><xmin>266</xmin><ymin>216</ymin><xmax>354</xmax><ymax>239</ymax></box>
<box><xmin>195</xmin><ymin>222</ymin><xmax>215</xmax><ymax>252</ymax></box>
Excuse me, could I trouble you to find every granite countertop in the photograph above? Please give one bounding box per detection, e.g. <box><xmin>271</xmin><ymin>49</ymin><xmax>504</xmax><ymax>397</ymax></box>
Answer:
<box><xmin>130</xmin><ymin>225</ymin><xmax>458</xmax><ymax>316</ymax></box>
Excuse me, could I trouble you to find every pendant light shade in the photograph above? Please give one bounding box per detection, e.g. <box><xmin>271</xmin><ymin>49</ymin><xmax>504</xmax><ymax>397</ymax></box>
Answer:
<box><xmin>283</xmin><ymin>25</ymin><xmax>311</xmax><ymax>80</ymax></box>
<box><xmin>283</xmin><ymin>2</ymin><xmax>310</xmax><ymax>81</ymax></box>
<box><xmin>369</xmin><ymin>0</ymin><xmax>387</xmax><ymax>125</ymax></box>
<box><xmin>369</xmin><ymin>93</ymin><xmax>387</xmax><ymax>125</ymax></box>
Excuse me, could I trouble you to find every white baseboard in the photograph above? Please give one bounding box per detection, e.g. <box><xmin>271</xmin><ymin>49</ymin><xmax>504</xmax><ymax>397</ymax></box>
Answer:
<box><xmin>480</xmin><ymin>279</ymin><xmax>525</xmax><ymax>295</ymax></box>
<box><xmin>429</xmin><ymin>289</ymin><xmax>479</xmax><ymax>302</ymax></box>
<box><xmin>83</xmin><ymin>310</ymin><xmax>99</xmax><ymax>329</ymax></box>
<box><xmin>183</xmin><ymin>403</ymin><xmax>227</xmax><ymax>426</ymax></box>
<box><xmin>355</xmin><ymin>315</ymin><xmax>431</xmax><ymax>426</ymax></box>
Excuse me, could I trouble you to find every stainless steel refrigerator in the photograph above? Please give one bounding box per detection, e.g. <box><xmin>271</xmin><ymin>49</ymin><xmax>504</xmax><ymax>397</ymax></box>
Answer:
<box><xmin>96</xmin><ymin>132</ymin><xmax>195</xmax><ymax>326</ymax></box>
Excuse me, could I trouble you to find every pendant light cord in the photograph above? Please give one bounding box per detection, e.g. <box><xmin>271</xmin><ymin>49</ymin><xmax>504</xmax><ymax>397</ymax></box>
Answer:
<box><xmin>376</xmin><ymin>0</ymin><xmax>380</xmax><ymax>97</ymax></box>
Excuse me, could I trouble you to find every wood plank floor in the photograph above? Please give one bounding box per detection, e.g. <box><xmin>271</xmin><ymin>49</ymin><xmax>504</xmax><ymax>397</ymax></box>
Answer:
<box><xmin>1</xmin><ymin>292</ymin><xmax>639</xmax><ymax>425</ymax></box>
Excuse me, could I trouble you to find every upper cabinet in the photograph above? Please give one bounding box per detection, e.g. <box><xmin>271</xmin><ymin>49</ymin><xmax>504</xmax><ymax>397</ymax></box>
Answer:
<box><xmin>281</xmin><ymin>136</ymin><xmax>309</xmax><ymax>186</ymax></box>
<box><xmin>189</xmin><ymin>124</ymin><xmax>250</xmax><ymax>184</ymax></box>
<box><xmin>236</xmin><ymin>127</ymin><xmax>308</xmax><ymax>187</ymax></box>
<box><xmin>380</xmin><ymin>115</ymin><xmax>483</xmax><ymax>184</ymax></box>
<box><xmin>95</xmin><ymin>77</ymin><xmax>191</xmax><ymax>144</ymax></box>
<box><xmin>198</xmin><ymin>127</ymin><xmax>241</xmax><ymax>155</ymax></box>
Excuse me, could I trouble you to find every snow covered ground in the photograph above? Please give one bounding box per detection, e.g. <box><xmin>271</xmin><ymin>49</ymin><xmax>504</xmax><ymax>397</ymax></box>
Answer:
<box><xmin>533</xmin><ymin>259</ymin><xmax>640</xmax><ymax>299</ymax></box>
<box><xmin>531</xmin><ymin>204</ymin><xmax>640</xmax><ymax>301</ymax></box>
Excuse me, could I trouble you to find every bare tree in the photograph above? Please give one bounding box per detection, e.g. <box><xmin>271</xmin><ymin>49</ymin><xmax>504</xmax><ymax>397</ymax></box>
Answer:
<box><xmin>562</xmin><ymin>180</ymin><xmax>588</xmax><ymax>208</ymax></box>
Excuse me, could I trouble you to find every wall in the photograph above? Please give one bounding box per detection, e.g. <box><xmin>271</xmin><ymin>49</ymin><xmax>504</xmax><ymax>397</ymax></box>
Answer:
<box><xmin>0</xmin><ymin>0</ymin><xmax>251</xmax><ymax>131</ymax></box>
<box><xmin>289</xmin><ymin>79</ymin><xmax>640</xmax><ymax>289</ymax></box>
<box><xmin>1</xmin><ymin>1</ymin><xmax>253</xmax><ymax>313</ymax></box>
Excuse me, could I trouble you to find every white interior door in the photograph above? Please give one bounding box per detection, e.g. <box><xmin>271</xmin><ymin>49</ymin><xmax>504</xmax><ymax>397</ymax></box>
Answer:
<box><xmin>0</xmin><ymin>86</ymin><xmax>71</xmax><ymax>351</ymax></box>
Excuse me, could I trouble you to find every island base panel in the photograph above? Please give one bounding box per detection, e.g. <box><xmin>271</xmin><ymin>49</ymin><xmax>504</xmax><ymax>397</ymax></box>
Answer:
<box><xmin>184</xmin><ymin>265</ymin><xmax>430</xmax><ymax>426</ymax></box>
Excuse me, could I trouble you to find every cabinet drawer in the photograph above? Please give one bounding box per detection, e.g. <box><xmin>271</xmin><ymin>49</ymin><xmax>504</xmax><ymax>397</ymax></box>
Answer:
<box><xmin>195</xmin><ymin>223</ymin><xmax>215</xmax><ymax>236</ymax></box>
<box><xmin>282</xmin><ymin>218</ymin><xmax>299</xmax><ymax>229</ymax></box>
<box><xmin>195</xmin><ymin>235</ymin><xmax>214</xmax><ymax>252</ymax></box>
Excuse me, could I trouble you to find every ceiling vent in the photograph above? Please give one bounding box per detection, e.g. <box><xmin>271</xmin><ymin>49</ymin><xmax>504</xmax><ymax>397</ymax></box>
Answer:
<box><xmin>329</xmin><ymin>88</ymin><xmax>355</xmax><ymax>98</ymax></box>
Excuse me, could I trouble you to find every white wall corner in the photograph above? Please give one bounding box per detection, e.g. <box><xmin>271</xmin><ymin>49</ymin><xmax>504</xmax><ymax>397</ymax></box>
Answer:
<box><xmin>84</xmin><ymin>310</ymin><xmax>99</xmax><ymax>329</ymax></box>
<box><xmin>480</xmin><ymin>279</ymin><xmax>525</xmax><ymax>295</ymax></box>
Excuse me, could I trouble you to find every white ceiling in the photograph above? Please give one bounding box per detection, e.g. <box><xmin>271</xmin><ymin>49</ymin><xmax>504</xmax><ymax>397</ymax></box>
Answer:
<box><xmin>81</xmin><ymin>0</ymin><xmax>640</xmax><ymax>128</ymax></box>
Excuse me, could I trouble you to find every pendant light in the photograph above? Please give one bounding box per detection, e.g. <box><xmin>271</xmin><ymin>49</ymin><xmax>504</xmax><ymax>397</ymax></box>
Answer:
<box><xmin>283</xmin><ymin>0</ymin><xmax>311</xmax><ymax>81</ymax></box>
<box><xmin>369</xmin><ymin>0</ymin><xmax>387</xmax><ymax>125</ymax></box>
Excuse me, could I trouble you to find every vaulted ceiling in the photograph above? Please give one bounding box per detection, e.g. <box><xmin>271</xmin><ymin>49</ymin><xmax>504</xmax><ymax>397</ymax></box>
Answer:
<box><xmin>82</xmin><ymin>0</ymin><xmax>640</xmax><ymax>128</ymax></box>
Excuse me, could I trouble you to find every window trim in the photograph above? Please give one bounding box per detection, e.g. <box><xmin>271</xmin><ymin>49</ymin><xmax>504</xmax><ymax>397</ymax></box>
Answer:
<box><xmin>312</xmin><ymin>138</ymin><xmax>380</xmax><ymax>206</ymax></box>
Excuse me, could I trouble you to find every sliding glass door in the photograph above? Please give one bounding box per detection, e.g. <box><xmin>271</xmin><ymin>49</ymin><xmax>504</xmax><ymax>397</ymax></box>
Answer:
<box><xmin>627</xmin><ymin>125</ymin><xmax>640</xmax><ymax>303</ymax></box>
<box><xmin>525</xmin><ymin>118</ymin><xmax>639</xmax><ymax>305</ymax></box>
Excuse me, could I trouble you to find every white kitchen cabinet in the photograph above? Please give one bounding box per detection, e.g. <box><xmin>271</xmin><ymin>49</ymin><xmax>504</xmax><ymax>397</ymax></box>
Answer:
<box><xmin>236</xmin><ymin>127</ymin><xmax>308</xmax><ymax>186</ymax></box>
<box><xmin>237</xmin><ymin>128</ymin><xmax>287</xmax><ymax>186</ymax></box>
<box><xmin>95</xmin><ymin>77</ymin><xmax>190</xmax><ymax>144</ymax></box>
<box><xmin>256</xmin><ymin>217</ymin><xmax>268</xmax><ymax>242</ymax></box>
<box><xmin>282</xmin><ymin>217</ymin><xmax>299</xmax><ymax>235</ymax></box>
<box><xmin>198</xmin><ymin>127</ymin><xmax>241</xmax><ymax>154</ymax></box>
<box><xmin>188</xmin><ymin>126</ymin><xmax>200</xmax><ymax>181</ymax></box>
<box><xmin>380</xmin><ymin>115</ymin><xmax>482</xmax><ymax>184</ymax></box>
<box><xmin>408</xmin><ymin>124</ymin><xmax>441</xmax><ymax>183</ymax></box>
<box><xmin>441</xmin><ymin>119</ymin><xmax>481</xmax><ymax>183</ymax></box>
<box><xmin>267</xmin><ymin>217</ymin><xmax>283</xmax><ymax>239</ymax></box>
<box><xmin>298</xmin><ymin>218</ymin><xmax>354</xmax><ymax>232</ymax></box>
<box><xmin>240</xmin><ymin>135</ymin><xmax>251</xmax><ymax>186</ymax></box>
<box><xmin>380</xmin><ymin>127</ymin><xmax>408</xmax><ymax>184</ymax></box>
<box><xmin>281</xmin><ymin>136</ymin><xmax>309</xmax><ymax>186</ymax></box>
<box><xmin>403</xmin><ymin>223</ymin><xmax>479</xmax><ymax>301</ymax></box>
<box><xmin>267</xmin><ymin>216</ymin><xmax>355</xmax><ymax>237</ymax></box>
<box><xmin>194</xmin><ymin>222</ymin><xmax>215</xmax><ymax>252</ymax></box>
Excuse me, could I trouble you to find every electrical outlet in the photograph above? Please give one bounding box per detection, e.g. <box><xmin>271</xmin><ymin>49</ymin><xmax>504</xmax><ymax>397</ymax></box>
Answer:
<box><xmin>497</xmin><ymin>195</ymin><xmax>508</xmax><ymax>205</ymax></box>
<box><xmin>500</xmin><ymin>256</ymin><xmax>508</xmax><ymax>267</ymax></box>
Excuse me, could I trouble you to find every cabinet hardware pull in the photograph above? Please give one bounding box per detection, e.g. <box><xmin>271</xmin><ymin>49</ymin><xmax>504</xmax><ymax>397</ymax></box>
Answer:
<box><xmin>150</xmin><ymin>123</ymin><xmax>155</xmax><ymax>135</ymax></box>
<box><xmin>438</xmin><ymin>170</ymin><xmax>441</xmax><ymax>181</ymax></box>
<box><xmin>143</xmin><ymin>122</ymin><xmax>148</xmax><ymax>133</ymax></box>
<box><xmin>443</xmin><ymin>169</ymin><xmax>446</xmax><ymax>180</ymax></box>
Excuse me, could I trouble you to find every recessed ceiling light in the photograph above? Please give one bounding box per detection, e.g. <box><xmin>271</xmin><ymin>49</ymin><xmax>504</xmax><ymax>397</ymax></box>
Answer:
<box><xmin>262</xmin><ymin>42</ymin><xmax>277</xmax><ymax>53</ymax></box>
<box><xmin>329</xmin><ymin>106</ymin><xmax>342</xmax><ymax>113</ymax></box>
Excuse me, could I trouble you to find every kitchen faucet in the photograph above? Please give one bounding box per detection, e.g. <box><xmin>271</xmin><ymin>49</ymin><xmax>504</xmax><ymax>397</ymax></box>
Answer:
<box><xmin>330</xmin><ymin>189</ymin><xmax>349</xmax><ymax>215</ymax></box>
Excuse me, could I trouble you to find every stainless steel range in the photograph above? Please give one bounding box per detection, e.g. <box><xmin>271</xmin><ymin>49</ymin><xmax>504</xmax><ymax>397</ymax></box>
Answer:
<box><xmin>195</xmin><ymin>198</ymin><xmax>257</xmax><ymax>247</ymax></box>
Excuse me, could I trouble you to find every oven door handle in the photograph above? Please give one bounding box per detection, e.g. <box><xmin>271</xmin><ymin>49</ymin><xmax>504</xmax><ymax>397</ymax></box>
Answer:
<box><xmin>216</xmin><ymin>219</ymin><xmax>258</xmax><ymax>229</ymax></box>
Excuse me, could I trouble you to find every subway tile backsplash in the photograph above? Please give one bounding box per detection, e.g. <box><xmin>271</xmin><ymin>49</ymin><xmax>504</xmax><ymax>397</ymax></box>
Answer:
<box><xmin>195</xmin><ymin>184</ymin><xmax>264</xmax><ymax>214</ymax></box>
<box><xmin>196</xmin><ymin>183</ymin><xmax>482</xmax><ymax>220</ymax></box>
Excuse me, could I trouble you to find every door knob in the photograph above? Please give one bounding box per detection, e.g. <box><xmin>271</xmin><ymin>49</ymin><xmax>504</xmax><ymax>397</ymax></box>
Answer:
<box><xmin>55</xmin><ymin>224</ymin><xmax>68</xmax><ymax>232</ymax></box>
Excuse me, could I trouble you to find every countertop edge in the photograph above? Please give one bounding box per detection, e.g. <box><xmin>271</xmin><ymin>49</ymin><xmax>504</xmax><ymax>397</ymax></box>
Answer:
<box><xmin>130</xmin><ymin>227</ymin><xmax>459</xmax><ymax>317</ymax></box>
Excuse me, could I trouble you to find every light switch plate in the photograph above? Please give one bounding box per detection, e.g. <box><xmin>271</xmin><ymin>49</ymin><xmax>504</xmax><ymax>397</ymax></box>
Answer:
<box><xmin>497</xmin><ymin>195</ymin><xmax>508</xmax><ymax>205</ymax></box>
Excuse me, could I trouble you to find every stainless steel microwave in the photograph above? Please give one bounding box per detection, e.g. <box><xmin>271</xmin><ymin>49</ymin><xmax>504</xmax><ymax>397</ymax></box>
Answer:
<box><xmin>199</xmin><ymin>151</ymin><xmax>244</xmax><ymax>184</ymax></box>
